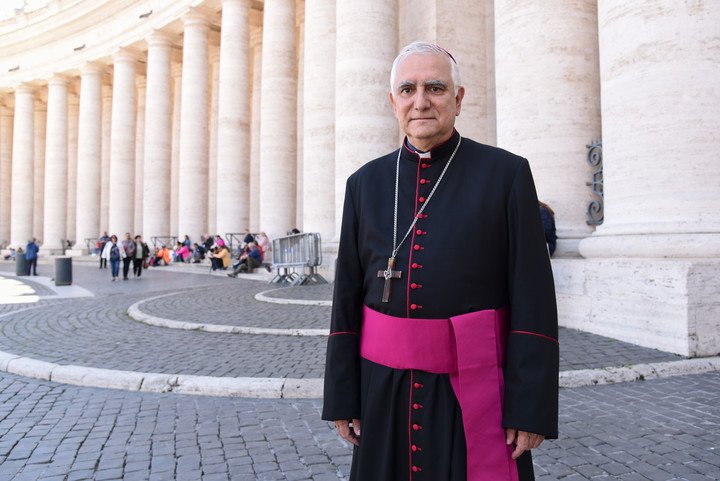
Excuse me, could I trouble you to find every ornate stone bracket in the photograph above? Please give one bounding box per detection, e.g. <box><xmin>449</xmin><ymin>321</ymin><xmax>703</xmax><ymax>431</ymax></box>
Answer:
<box><xmin>586</xmin><ymin>139</ymin><xmax>604</xmax><ymax>225</ymax></box>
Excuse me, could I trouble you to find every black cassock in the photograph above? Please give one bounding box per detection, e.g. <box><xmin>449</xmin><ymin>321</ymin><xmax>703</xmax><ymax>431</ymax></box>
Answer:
<box><xmin>323</xmin><ymin>130</ymin><xmax>559</xmax><ymax>481</ymax></box>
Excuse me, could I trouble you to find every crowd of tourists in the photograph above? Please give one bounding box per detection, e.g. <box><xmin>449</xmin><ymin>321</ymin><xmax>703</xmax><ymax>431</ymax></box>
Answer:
<box><xmin>95</xmin><ymin>231</ymin><xmax>273</xmax><ymax>281</ymax></box>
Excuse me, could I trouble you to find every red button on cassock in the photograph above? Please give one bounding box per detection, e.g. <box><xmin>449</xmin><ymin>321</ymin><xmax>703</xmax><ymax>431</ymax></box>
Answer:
<box><xmin>411</xmin><ymin>263</ymin><xmax>419</xmax><ymax>269</ymax></box>
<box><xmin>412</xmin><ymin>466</ymin><xmax>421</xmax><ymax>472</ymax></box>
<box><xmin>413</xmin><ymin>424</ymin><xmax>421</xmax><ymax>431</ymax></box>
<box><xmin>413</xmin><ymin>244</ymin><xmax>421</xmax><ymax>251</ymax></box>
<box><xmin>411</xmin><ymin>283</ymin><xmax>418</xmax><ymax>289</ymax></box>
<box><xmin>418</xmin><ymin>197</ymin><xmax>425</xmax><ymax>203</ymax></box>
<box><xmin>411</xmin><ymin>444</ymin><xmax>418</xmax><ymax>452</ymax></box>
<box><xmin>410</xmin><ymin>304</ymin><xmax>418</xmax><ymax>310</ymax></box>
<box><xmin>413</xmin><ymin>403</ymin><xmax>421</xmax><ymax>410</ymax></box>
<box><xmin>421</xmin><ymin>163</ymin><xmax>429</xmax><ymax>169</ymax></box>
<box><xmin>413</xmin><ymin>382</ymin><xmax>422</xmax><ymax>389</ymax></box>
<box><xmin>420</xmin><ymin>179</ymin><xmax>427</xmax><ymax>184</ymax></box>
<box><xmin>415</xmin><ymin>229</ymin><xmax>422</xmax><ymax>235</ymax></box>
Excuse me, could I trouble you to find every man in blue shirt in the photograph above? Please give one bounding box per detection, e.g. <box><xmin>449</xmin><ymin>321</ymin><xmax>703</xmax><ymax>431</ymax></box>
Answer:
<box><xmin>25</xmin><ymin>238</ymin><xmax>39</xmax><ymax>276</ymax></box>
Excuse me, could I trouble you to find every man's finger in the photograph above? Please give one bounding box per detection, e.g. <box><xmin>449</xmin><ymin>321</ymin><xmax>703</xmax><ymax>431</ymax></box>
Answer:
<box><xmin>335</xmin><ymin>419</ymin><xmax>360</xmax><ymax>446</ymax></box>
<box><xmin>511</xmin><ymin>431</ymin><xmax>530</xmax><ymax>459</ymax></box>
<box><xmin>351</xmin><ymin>418</ymin><xmax>361</xmax><ymax>437</ymax></box>
<box><xmin>505</xmin><ymin>428</ymin><xmax>517</xmax><ymax>446</ymax></box>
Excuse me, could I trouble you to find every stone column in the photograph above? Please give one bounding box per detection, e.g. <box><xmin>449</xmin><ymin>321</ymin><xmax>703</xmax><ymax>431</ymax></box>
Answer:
<box><xmin>495</xmin><ymin>0</ymin><xmax>601</xmax><ymax>255</ymax></box>
<box><xmin>295</xmin><ymin>14</ymin><xmax>304</xmax><ymax>230</ymax></box>
<box><xmin>302</xmin><ymin>0</ymin><xmax>335</xmax><ymax>241</ymax></box>
<box><xmin>100</xmin><ymin>82</ymin><xmax>112</xmax><ymax>234</ymax></box>
<box><xmin>143</xmin><ymin>32</ymin><xmax>173</xmax><ymax>241</ymax></box>
<box><xmin>170</xmin><ymin>63</ymin><xmax>182</xmax><ymax>236</ymax></box>
<box><xmin>10</xmin><ymin>85</ymin><xmax>34</xmax><ymax>247</ymax></box>
<box><xmin>217</xmin><ymin>0</ymin><xmax>251</xmax><ymax>236</ymax></box>
<box><xmin>260</xmin><ymin>0</ymin><xmax>297</xmax><ymax>239</ymax></box>
<box><xmin>0</xmin><ymin>99</ymin><xmax>13</xmax><ymax>245</ymax></box>
<box><xmin>178</xmin><ymin>12</ymin><xmax>210</xmax><ymax>242</ymax></box>
<box><xmin>109</xmin><ymin>49</ymin><xmax>137</xmax><ymax>237</ymax></box>
<box><xmin>570</xmin><ymin>2</ymin><xmax>720</xmax><ymax>357</ymax></box>
<box><xmin>33</xmin><ymin>99</ymin><xmax>46</xmax><ymax>241</ymax></box>
<box><xmin>335</xmin><ymin>0</ymin><xmax>398</xmax><ymax>236</ymax></box>
<box><xmin>75</xmin><ymin>63</ymin><xmax>103</xmax><ymax>252</ymax></box>
<box><xmin>134</xmin><ymin>76</ymin><xmax>146</xmax><ymax>234</ymax></box>
<box><xmin>248</xmin><ymin>29</ymin><xmax>262</xmax><ymax>232</ymax></box>
<box><xmin>208</xmin><ymin>49</ymin><xmax>220</xmax><ymax>236</ymax></box>
<box><xmin>42</xmin><ymin>76</ymin><xmax>68</xmax><ymax>254</ymax></box>
<box><xmin>66</xmin><ymin>90</ymin><xmax>79</xmax><ymax>245</ymax></box>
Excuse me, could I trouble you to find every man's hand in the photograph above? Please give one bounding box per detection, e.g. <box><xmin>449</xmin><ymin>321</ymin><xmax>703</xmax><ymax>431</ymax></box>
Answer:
<box><xmin>505</xmin><ymin>428</ymin><xmax>544</xmax><ymax>459</ymax></box>
<box><xmin>335</xmin><ymin>419</ymin><xmax>361</xmax><ymax>446</ymax></box>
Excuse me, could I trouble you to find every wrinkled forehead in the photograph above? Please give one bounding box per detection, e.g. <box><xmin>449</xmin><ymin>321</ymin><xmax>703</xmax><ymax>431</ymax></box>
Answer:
<box><xmin>393</xmin><ymin>53</ymin><xmax>455</xmax><ymax>87</ymax></box>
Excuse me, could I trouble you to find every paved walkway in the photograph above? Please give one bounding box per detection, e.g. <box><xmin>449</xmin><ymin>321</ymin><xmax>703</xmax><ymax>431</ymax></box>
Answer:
<box><xmin>0</xmin><ymin>259</ymin><xmax>718</xmax><ymax>480</ymax></box>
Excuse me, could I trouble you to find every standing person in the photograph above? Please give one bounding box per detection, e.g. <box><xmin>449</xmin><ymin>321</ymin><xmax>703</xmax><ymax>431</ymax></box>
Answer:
<box><xmin>120</xmin><ymin>232</ymin><xmax>136</xmax><ymax>281</ymax></box>
<box><xmin>133</xmin><ymin>235</ymin><xmax>149</xmax><ymax>278</ymax></box>
<box><xmin>101</xmin><ymin>235</ymin><xmax>125</xmax><ymax>281</ymax></box>
<box><xmin>539</xmin><ymin>201</ymin><xmax>557</xmax><ymax>257</ymax></box>
<box><xmin>97</xmin><ymin>231</ymin><xmax>110</xmax><ymax>269</ymax></box>
<box><xmin>25</xmin><ymin>238</ymin><xmax>39</xmax><ymax>276</ymax></box>
<box><xmin>322</xmin><ymin>42</ymin><xmax>559</xmax><ymax>481</ymax></box>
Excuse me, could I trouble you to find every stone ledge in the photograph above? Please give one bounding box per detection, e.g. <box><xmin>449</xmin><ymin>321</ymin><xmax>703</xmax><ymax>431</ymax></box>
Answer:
<box><xmin>0</xmin><ymin>347</ymin><xmax>717</xmax><ymax>399</ymax></box>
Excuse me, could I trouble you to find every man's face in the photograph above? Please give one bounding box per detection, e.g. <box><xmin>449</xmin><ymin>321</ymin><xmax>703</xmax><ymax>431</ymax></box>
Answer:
<box><xmin>125</xmin><ymin>233</ymin><xmax>131</xmax><ymax>240</ymax></box>
<box><xmin>389</xmin><ymin>53</ymin><xmax>464</xmax><ymax>151</ymax></box>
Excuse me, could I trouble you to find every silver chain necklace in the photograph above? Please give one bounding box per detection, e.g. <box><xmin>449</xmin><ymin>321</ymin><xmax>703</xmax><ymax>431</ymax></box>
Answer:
<box><xmin>390</xmin><ymin>136</ymin><xmax>462</xmax><ymax>261</ymax></box>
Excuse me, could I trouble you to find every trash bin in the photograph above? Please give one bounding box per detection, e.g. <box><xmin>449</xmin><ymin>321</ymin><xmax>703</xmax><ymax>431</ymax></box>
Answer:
<box><xmin>15</xmin><ymin>254</ymin><xmax>29</xmax><ymax>276</ymax></box>
<box><xmin>54</xmin><ymin>257</ymin><xmax>72</xmax><ymax>286</ymax></box>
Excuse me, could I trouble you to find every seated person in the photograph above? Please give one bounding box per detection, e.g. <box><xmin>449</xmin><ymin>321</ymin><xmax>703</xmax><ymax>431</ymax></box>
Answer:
<box><xmin>209</xmin><ymin>245</ymin><xmax>230</xmax><ymax>271</ymax></box>
<box><xmin>228</xmin><ymin>242</ymin><xmax>262</xmax><ymax>277</ymax></box>
<box><xmin>153</xmin><ymin>245</ymin><xmax>171</xmax><ymax>266</ymax></box>
<box><xmin>191</xmin><ymin>243</ymin><xmax>206</xmax><ymax>263</ymax></box>
<box><xmin>174</xmin><ymin>242</ymin><xmax>191</xmax><ymax>263</ymax></box>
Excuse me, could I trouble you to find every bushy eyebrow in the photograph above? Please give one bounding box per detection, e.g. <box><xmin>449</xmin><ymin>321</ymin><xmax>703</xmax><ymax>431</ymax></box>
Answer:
<box><xmin>396</xmin><ymin>80</ymin><xmax>449</xmax><ymax>92</ymax></box>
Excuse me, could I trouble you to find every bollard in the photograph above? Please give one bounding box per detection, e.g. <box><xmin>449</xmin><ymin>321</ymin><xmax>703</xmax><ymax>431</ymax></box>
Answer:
<box><xmin>54</xmin><ymin>257</ymin><xmax>73</xmax><ymax>286</ymax></box>
<box><xmin>15</xmin><ymin>254</ymin><xmax>29</xmax><ymax>276</ymax></box>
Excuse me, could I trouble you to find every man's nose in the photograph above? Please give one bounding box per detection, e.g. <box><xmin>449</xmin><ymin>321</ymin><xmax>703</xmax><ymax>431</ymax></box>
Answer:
<box><xmin>413</xmin><ymin>89</ymin><xmax>431</xmax><ymax>110</ymax></box>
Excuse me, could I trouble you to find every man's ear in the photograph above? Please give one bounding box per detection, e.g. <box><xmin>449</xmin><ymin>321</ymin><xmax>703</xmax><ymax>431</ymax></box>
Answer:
<box><xmin>388</xmin><ymin>91</ymin><xmax>397</xmax><ymax>116</ymax></box>
<box><xmin>455</xmin><ymin>86</ymin><xmax>465</xmax><ymax>116</ymax></box>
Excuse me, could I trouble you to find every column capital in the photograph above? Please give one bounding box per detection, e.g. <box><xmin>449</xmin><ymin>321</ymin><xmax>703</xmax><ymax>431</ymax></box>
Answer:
<box><xmin>146</xmin><ymin>30</ymin><xmax>175</xmax><ymax>48</ymax></box>
<box><xmin>80</xmin><ymin>61</ymin><xmax>105</xmax><ymax>76</ymax></box>
<box><xmin>221</xmin><ymin>0</ymin><xmax>250</xmax><ymax>6</ymax></box>
<box><xmin>47</xmin><ymin>74</ymin><xmax>70</xmax><ymax>87</ymax></box>
<box><xmin>13</xmin><ymin>83</ymin><xmax>36</xmax><ymax>95</ymax></box>
<box><xmin>113</xmin><ymin>47</ymin><xmax>142</xmax><ymax>64</ymax></box>
<box><xmin>182</xmin><ymin>9</ymin><xmax>212</xmax><ymax>28</ymax></box>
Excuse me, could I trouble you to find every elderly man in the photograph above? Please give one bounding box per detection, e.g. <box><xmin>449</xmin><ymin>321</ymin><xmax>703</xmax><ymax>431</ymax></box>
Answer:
<box><xmin>322</xmin><ymin>42</ymin><xmax>559</xmax><ymax>481</ymax></box>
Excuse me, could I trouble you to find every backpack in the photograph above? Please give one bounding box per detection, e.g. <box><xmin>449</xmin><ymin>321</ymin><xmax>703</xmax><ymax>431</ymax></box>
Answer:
<box><xmin>110</xmin><ymin>244</ymin><xmax>120</xmax><ymax>261</ymax></box>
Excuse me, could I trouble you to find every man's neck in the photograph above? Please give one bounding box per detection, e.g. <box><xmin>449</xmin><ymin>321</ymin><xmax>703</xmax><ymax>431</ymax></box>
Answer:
<box><xmin>406</xmin><ymin>131</ymin><xmax>454</xmax><ymax>152</ymax></box>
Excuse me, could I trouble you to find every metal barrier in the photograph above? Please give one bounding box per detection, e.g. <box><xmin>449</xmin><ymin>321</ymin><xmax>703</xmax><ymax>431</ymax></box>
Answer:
<box><xmin>270</xmin><ymin>232</ymin><xmax>327</xmax><ymax>286</ymax></box>
<box><xmin>151</xmin><ymin>236</ymin><xmax>177</xmax><ymax>248</ymax></box>
<box><xmin>84</xmin><ymin>237</ymin><xmax>99</xmax><ymax>254</ymax></box>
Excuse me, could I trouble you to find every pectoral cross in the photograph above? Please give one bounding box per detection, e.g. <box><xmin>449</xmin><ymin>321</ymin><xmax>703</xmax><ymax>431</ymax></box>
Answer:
<box><xmin>377</xmin><ymin>257</ymin><xmax>402</xmax><ymax>303</ymax></box>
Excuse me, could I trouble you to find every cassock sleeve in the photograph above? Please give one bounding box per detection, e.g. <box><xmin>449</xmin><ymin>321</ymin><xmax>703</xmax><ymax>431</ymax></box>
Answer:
<box><xmin>502</xmin><ymin>158</ymin><xmax>560</xmax><ymax>439</ymax></box>
<box><xmin>322</xmin><ymin>176</ymin><xmax>364</xmax><ymax>421</ymax></box>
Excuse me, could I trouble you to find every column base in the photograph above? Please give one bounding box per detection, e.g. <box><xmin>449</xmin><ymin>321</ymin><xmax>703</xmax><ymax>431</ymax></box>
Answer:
<box><xmin>552</xmin><ymin>257</ymin><xmax>720</xmax><ymax>357</ymax></box>
<box><xmin>579</xmin><ymin>232</ymin><xmax>720</xmax><ymax>258</ymax></box>
<box><xmin>39</xmin><ymin>247</ymin><xmax>66</xmax><ymax>256</ymax></box>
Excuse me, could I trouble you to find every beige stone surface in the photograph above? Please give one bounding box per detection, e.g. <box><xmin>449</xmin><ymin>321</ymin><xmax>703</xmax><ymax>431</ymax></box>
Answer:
<box><xmin>32</xmin><ymin>99</ymin><xmax>46</xmax><ymax>241</ymax></box>
<box><xmin>170</xmin><ymin>63</ymin><xmax>182</xmax><ymax>238</ymax></box>
<box><xmin>208</xmin><ymin>50</ymin><xmax>219</xmax><ymax>236</ymax></box>
<box><xmin>99</xmin><ymin>82</ymin><xmax>112</xmax><ymax>235</ymax></box>
<box><xmin>335</xmin><ymin>0</ymin><xmax>398</xmax><ymax>236</ymax></box>
<box><xmin>0</xmin><ymin>100</ymin><xmax>13</xmax><ymax>245</ymax></box>
<box><xmin>133</xmin><ymin>77</ymin><xmax>146</xmax><ymax>235</ymax></box>
<box><xmin>259</xmin><ymin>0</ymin><xmax>297</xmax><ymax>240</ymax></box>
<box><xmin>65</xmin><ymin>91</ymin><xmax>79</xmax><ymax>244</ymax></box>
<box><xmin>248</xmin><ymin>30</ymin><xmax>262</xmax><ymax>232</ymax></box>
<box><xmin>178</xmin><ymin>13</ymin><xmax>210</xmax><ymax>242</ymax></box>
<box><xmin>302</xmin><ymin>0</ymin><xmax>335</xmax><ymax>242</ymax></box>
<box><xmin>75</xmin><ymin>63</ymin><xmax>103</xmax><ymax>248</ymax></box>
<box><xmin>42</xmin><ymin>75</ymin><xmax>68</xmax><ymax>253</ymax></box>
<box><xmin>10</xmin><ymin>85</ymin><xmax>34</xmax><ymax>247</ymax></box>
<box><xmin>495</xmin><ymin>0</ymin><xmax>601</xmax><ymax>255</ymax></box>
<box><xmin>143</xmin><ymin>33</ymin><xmax>173</xmax><ymax>241</ymax></box>
<box><xmin>217</xmin><ymin>0</ymin><xmax>251</xmax><ymax>235</ymax></box>
<box><xmin>108</xmin><ymin>49</ymin><xmax>137</xmax><ymax>237</ymax></box>
<box><xmin>587</xmin><ymin>1</ymin><xmax>720</xmax><ymax>246</ymax></box>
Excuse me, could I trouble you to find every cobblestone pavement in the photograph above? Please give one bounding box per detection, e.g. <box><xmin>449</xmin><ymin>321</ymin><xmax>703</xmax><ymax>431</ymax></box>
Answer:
<box><xmin>0</xmin><ymin>260</ymin><xmax>715</xmax><ymax>480</ymax></box>
<box><xmin>0</xmin><ymin>371</ymin><xmax>717</xmax><ymax>480</ymax></box>
<box><xmin>0</xmin><ymin>262</ymin><xmax>681</xmax><ymax>380</ymax></box>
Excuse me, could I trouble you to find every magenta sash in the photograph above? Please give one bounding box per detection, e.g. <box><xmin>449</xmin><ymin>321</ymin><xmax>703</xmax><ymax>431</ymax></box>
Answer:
<box><xmin>360</xmin><ymin>305</ymin><xmax>519</xmax><ymax>481</ymax></box>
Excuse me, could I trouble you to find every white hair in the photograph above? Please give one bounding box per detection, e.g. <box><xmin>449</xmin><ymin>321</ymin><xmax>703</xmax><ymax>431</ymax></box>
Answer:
<box><xmin>390</xmin><ymin>42</ymin><xmax>462</xmax><ymax>95</ymax></box>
